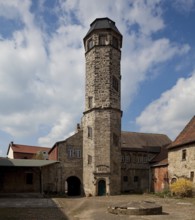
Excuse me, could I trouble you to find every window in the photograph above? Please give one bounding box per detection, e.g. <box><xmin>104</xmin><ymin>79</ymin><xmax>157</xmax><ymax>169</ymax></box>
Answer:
<box><xmin>121</xmin><ymin>154</ymin><xmax>125</xmax><ymax>163</ymax></box>
<box><xmin>190</xmin><ymin>171</ymin><xmax>194</xmax><ymax>181</ymax></box>
<box><xmin>99</xmin><ymin>35</ymin><xmax>107</xmax><ymax>45</ymax></box>
<box><xmin>134</xmin><ymin>176</ymin><xmax>139</xmax><ymax>182</ymax></box>
<box><xmin>112</xmin><ymin>76</ymin><xmax>119</xmax><ymax>91</ymax></box>
<box><xmin>112</xmin><ymin>36</ymin><xmax>118</xmax><ymax>48</ymax></box>
<box><xmin>113</xmin><ymin>133</ymin><xmax>119</xmax><ymax>146</ymax></box>
<box><xmin>125</xmin><ymin>155</ymin><xmax>130</xmax><ymax>163</ymax></box>
<box><xmin>88</xmin><ymin>155</ymin><xmax>92</xmax><ymax>164</ymax></box>
<box><xmin>68</xmin><ymin>148</ymin><xmax>81</xmax><ymax>158</ymax></box>
<box><xmin>88</xmin><ymin>96</ymin><xmax>93</xmax><ymax>108</ymax></box>
<box><xmin>88</xmin><ymin>126</ymin><xmax>93</xmax><ymax>138</ymax></box>
<box><xmin>26</xmin><ymin>173</ymin><xmax>33</xmax><ymax>185</ymax></box>
<box><xmin>88</xmin><ymin>39</ymin><xmax>93</xmax><ymax>50</ymax></box>
<box><xmin>182</xmin><ymin>149</ymin><xmax>186</xmax><ymax>160</ymax></box>
<box><xmin>68</xmin><ymin>148</ymin><xmax>74</xmax><ymax>158</ymax></box>
<box><xmin>123</xmin><ymin>176</ymin><xmax>128</xmax><ymax>182</ymax></box>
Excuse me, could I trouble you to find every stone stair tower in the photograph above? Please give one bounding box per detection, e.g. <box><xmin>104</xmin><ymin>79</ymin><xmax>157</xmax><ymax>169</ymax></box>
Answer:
<box><xmin>82</xmin><ymin>18</ymin><xmax>123</xmax><ymax>196</ymax></box>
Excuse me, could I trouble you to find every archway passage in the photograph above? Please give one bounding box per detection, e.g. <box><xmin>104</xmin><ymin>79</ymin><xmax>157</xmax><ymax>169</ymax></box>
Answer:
<box><xmin>98</xmin><ymin>179</ymin><xmax>106</xmax><ymax>196</ymax></box>
<box><xmin>66</xmin><ymin>176</ymin><xmax>81</xmax><ymax>196</ymax></box>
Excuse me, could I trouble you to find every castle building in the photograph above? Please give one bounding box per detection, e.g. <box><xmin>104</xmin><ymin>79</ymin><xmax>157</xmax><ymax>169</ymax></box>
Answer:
<box><xmin>1</xmin><ymin>18</ymin><xmax>172</xmax><ymax>195</ymax></box>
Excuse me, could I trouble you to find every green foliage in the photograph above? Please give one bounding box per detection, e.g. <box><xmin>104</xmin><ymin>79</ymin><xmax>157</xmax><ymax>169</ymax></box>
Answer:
<box><xmin>170</xmin><ymin>178</ymin><xmax>194</xmax><ymax>198</ymax></box>
<box><xmin>155</xmin><ymin>188</ymin><xmax>171</xmax><ymax>198</ymax></box>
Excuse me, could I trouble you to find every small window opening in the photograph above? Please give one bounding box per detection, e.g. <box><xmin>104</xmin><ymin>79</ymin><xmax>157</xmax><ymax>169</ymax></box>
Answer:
<box><xmin>26</xmin><ymin>173</ymin><xmax>33</xmax><ymax>185</ymax></box>
<box><xmin>112</xmin><ymin>76</ymin><xmax>119</xmax><ymax>91</ymax></box>
<box><xmin>182</xmin><ymin>149</ymin><xmax>186</xmax><ymax>160</ymax></box>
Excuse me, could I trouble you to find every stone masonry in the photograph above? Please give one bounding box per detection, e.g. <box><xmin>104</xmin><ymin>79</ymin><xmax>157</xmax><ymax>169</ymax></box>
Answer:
<box><xmin>82</xmin><ymin>18</ymin><xmax>122</xmax><ymax>196</ymax></box>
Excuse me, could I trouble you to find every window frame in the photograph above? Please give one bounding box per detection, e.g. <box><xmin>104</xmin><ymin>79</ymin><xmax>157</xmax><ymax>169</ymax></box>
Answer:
<box><xmin>87</xmin><ymin>126</ymin><xmax>93</xmax><ymax>139</ymax></box>
<box><xmin>182</xmin><ymin>149</ymin><xmax>186</xmax><ymax>161</ymax></box>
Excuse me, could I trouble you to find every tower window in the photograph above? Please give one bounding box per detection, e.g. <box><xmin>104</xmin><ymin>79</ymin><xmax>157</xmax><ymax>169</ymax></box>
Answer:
<box><xmin>112</xmin><ymin>76</ymin><xmax>119</xmax><ymax>91</ymax></box>
<box><xmin>88</xmin><ymin>96</ymin><xmax>93</xmax><ymax>108</ymax></box>
<box><xmin>182</xmin><ymin>149</ymin><xmax>186</xmax><ymax>160</ymax></box>
<box><xmin>99</xmin><ymin>35</ymin><xmax>107</xmax><ymax>45</ymax></box>
<box><xmin>88</xmin><ymin>39</ymin><xmax>93</xmax><ymax>50</ymax></box>
<box><xmin>113</xmin><ymin>133</ymin><xmax>119</xmax><ymax>146</ymax></box>
<box><xmin>113</xmin><ymin>36</ymin><xmax>118</xmax><ymax>48</ymax></box>
<box><xmin>87</xmin><ymin>126</ymin><xmax>93</xmax><ymax>138</ymax></box>
<box><xmin>88</xmin><ymin>155</ymin><xmax>92</xmax><ymax>164</ymax></box>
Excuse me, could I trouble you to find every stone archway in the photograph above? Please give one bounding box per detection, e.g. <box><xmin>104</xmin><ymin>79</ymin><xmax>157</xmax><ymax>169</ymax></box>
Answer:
<box><xmin>66</xmin><ymin>176</ymin><xmax>81</xmax><ymax>196</ymax></box>
<box><xmin>97</xmin><ymin>179</ymin><xmax>106</xmax><ymax>196</ymax></box>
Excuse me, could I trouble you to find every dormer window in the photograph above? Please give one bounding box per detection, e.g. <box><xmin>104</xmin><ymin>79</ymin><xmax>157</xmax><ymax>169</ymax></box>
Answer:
<box><xmin>87</xmin><ymin>39</ymin><xmax>93</xmax><ymax>50</ymax></box>
<box><xmin>99</xmin><ymin>35</ymin><xmax>107</xmax><ymax>45</ymax></box>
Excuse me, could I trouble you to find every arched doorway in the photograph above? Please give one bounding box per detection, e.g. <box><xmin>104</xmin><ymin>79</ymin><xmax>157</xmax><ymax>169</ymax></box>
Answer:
<box><xmin>98</xmin><ymin>179</ymin><xmax>106</xmax><ymax>196</ymax></box>
<box><xmin>66</xmin><ymin>176</ymin><xmax>81</xmax><ymax>196</ymax></box>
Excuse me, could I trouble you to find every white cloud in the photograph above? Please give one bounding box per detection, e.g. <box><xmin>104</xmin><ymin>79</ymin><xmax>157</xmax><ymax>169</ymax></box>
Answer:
<box><xmin>0</xmin><ymin>0</ymin><xmax>192</xmax><ymax>154</ymax></box>
<box><xmin>136</xmin><ymin>71</ymin><xmax>195</xmax><ymax>140</ymax></box>
<box><xmin>172</xmin><ymin>0</ymin><xmax>195</xmax><ymax>13</ymax></box>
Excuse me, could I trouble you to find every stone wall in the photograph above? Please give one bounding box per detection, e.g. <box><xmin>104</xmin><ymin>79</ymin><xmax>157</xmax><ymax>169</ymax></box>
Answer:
<box><xmin>168</xmin><ymin>144</ymin><xmax>195</xmax><ymax>183</ymax></box>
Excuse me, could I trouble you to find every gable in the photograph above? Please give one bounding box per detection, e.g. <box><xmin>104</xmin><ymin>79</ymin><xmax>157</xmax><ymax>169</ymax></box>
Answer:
<box><xmin>170</xmin><ymin>115</ymin><xmax>195</xmax><ymax>149</ymax></box>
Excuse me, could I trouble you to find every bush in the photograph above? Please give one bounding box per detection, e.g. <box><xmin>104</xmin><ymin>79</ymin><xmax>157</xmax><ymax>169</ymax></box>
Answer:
<box><xmin>170</xmin><ymin>178</ymin><xmax>194</xmax><ymax>198</ymax></box>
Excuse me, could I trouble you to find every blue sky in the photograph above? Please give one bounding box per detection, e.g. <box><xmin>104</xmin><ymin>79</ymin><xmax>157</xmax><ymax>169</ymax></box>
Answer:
<box><xmin>0</xmin><ymin>0</ymin><xmax>195</xmax><ymax>156</ymax></box>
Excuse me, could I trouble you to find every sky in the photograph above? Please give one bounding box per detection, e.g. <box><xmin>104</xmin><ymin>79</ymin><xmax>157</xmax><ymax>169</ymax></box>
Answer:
<box><xmin>0</xmin><ymin>0</ymin><xmax>195</xmax><ymax>157</ymax></box>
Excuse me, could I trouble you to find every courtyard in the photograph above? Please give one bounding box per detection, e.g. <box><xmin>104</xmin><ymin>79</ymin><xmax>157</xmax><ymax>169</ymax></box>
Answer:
<box><xmin>0</xmin><ymin>194</ymin><xmax>195</xmax><ymax>219</ymax></box>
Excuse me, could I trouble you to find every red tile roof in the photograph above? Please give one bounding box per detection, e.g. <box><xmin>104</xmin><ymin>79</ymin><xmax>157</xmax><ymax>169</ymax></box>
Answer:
<box><xmin>169</xmin><ymin>116</ymin><xmax>195</xmax><ymax>149</ymax></box>
<box><xmin>8</xmin><ymin>143</ymin><xmax>50</xmax><ymax>155</ymax></box>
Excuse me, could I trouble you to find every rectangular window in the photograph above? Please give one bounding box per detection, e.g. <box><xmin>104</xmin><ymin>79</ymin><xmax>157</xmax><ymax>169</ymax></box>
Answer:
<box><xmin>125</xmin><ymin>155</ymin><xmax>130</xmax><ymax>163</ymax></box>
<box><xmin>68</xmin><ymin>148</ymin><xmax>74</xmax><ymax>158</ymax></box>
<box><xmin>123</xmin><ymin>176</ymin><xmax>128</xmax><ymax>182</ymax></box>
<box><xmin>88</xmin><ymin>155</ymin><xmax>92</xmax><ymax>164</ymax></box>
<box><xmin>113</xmin><ymin>133</ymin><xmax>119</xmax><ymax>146</ymax></box>
<box><xmin>182</xmin><ymin>149</ymin><xmax>186</xmax><ymax>160</ymax></box>
<box><xmin>26</xmin><ymin>173</ymin><xmax>33</xmax><ymax>185</ymax></box>
<box><xmin>112</xmin><ymin>36</ymin><xmax>118</xmax><ymax>48</ymax></box>
<box><xmin>75</xmin><ymin>149</ymin><xmax>81</xmax><ymax>158</ymax></box>
<box><xmin>99</xmin><ymin>35</ymin><xmax>107</xmax><ymax>45</ymax></box>
<box><xmin>88</xmin><ymin>126</ymin><xmax>93</xmax><ymax>138</ymax></box>
<box><xmin>88</xmin><ymin>96</ymin><xmax>93</xmax><ymax>108</ymax></box>
<box><xmin>88</xmin><ymin>39</ymin><xmax>93</xmax><ymax>50</ymax></box>
<box><xmin>190</xmin><ymin>171</ymin><xmax>194</xmax><ymax>181</ymax></box>
<box><xmin>134</xmin><ymin>176</ymin><xmax>139</xmax><ymax>182</ymax></box>
<box><xmin>112</xmin><ymin>76</ymin><xmax>119</xmax><ymax>91</ymax></box>
<box><xmin>121</xmin><ymin>154</ymin><xmax>125</xmax><ymax>163</ymax></box>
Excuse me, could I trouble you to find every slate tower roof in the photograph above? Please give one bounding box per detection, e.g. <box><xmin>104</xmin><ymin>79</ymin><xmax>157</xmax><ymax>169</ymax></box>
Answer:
<box><xmin>84</xmin><ymin>17</ymin><xmax>122</xmax><ymax>45</ymax></box>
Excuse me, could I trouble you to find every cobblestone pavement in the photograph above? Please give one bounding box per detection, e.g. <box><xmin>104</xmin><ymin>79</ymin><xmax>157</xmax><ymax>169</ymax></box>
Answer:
<box><xmin>0</xmin><ymin>194</ymin><xmax>195</xmax><ymax>220</ymax></box>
